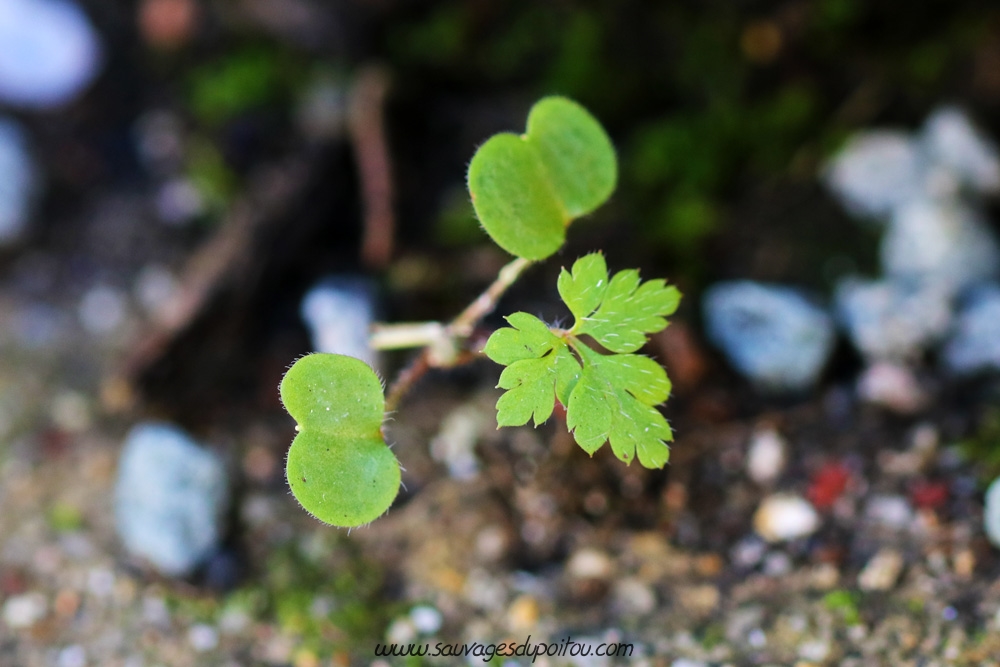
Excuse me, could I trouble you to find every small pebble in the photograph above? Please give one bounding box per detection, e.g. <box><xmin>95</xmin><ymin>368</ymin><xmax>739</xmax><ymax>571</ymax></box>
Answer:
<box><xmin>983</xmin><ymin>476</ymin><xmax>1000</xmax><ymax>548</ymax></box>
<box><xmin>385</xmin><ymin>617</ymin><xmax>417</xmax><ymax>644</ymax></box>
<box><xmin>882</xmin><ymin>199</ymin><xmax>1000</xmax><ymax>295</ymax></box>
<box><xmin>753</xmin><ymin>494</ymin><xmax>821</xmax><ymax>543</ymax></box>
<box><xmin>474</xmin><ymin>525</ymin><xmax>508</xmax><ymax>562</ymax></box>
<box><xmin>798</xmin><ymin>638</ymin><xmax>832</xmax><ymax>662</ymax></box>
<box><xmin>703</xmin><ymin>281</ymin><xmax>836</xmax><ymax>392</ymax></box>
<box><xmin>188</xmin><ymin>623</ymin><xmax>219</xmax><ymax>652</ymax></box>
<box><xmin>807</xmin><ymin>462</ymin><xmax>851</xmax><ymax>510</ymax></box>
<box><xmin>78</xmin><ymin>285</ymin><xmax>128</xmax><ymax>335</ymax></box>
<box><xmin>858</xmin><ymin>548</ymin><xmax>905</xmax><ymax>591</ymax></box>
<box><xmin>953</xmin><ymin>548</ymin><xmax>975</xmax><ymax>578</ymax></box>
<box><xmin>922</xmin><ymin>106</ymin><xmax>1000</xmax><ymax>195</ymax></box>
<box><xmin>134</xmin><ymin>264</ymin><xmax>179</xmax><ymax>317</ymax></box>
<box><xmin>823</xmin><ymin>130</ymin><xmax>925</xmax><ymax>219</ymax></box>
<box><xmin>747</xmin><ymin>628</ymin><xmax>767</xmax><ymax>648</ymax></box>
<box><xmin>943</xmin><ymin>283</ymin><xmax>1000</xmax><ymax>375</ymax></box>
<box><xmin>57</xmin><ymin>645</ymin><xmax>86</xmax><ymax>667</ymax></box>
<box><xmin>731</xmin><ymin>537</ymin><xmax>767</xmax><ymax>569</ymax></box>
<box><xmin>566</xmin><ymin>548</ymin><xmax>614</xmax><ymax>581</ymax></box>
<box><xmin>864</xmin><ymin>495</ymin><xmax>914</xmax><ymax>531</ymax></box>
<box><xmin>0</xmin><ymin>0</ymin><xmax>103</xmax><ymax>108</ymax></box>
<box><xmin>429</xmin><ymin>403</ymin><xmax>483</xmax><ymax>480</ymax></box>
<box><xmin>763</xmin><ymin>551</ymin><xmax>793</xmax><ymax>576</ymax></box>
<box><xmin>856</xmin><ymin>362</ymin><xmax>928</xmax><ymax>414</ymax></box>
<box><xmin>676</xmin><ymin>584</ymin><xmax>720</xmax><ymax>616</ymax></box>
<box><xmin>612</xmin><ymin>577</ymin><xmax>657</xmax><ymax>616</ymax></box>
<box><xmin>834</xmin><ymin>276</ymin><xmax>952</xmax><ymax>360</ymax></box>
<box><xmin>2</xmin><ymin>592</ymin><xmax>47</xmax><ymax>628</ymax></box>
<box><xmin>300</xmin><ymin>276</ymin><xmax>378</xmax><ymax>367</ymax></box>
<box><xmin>115</xmin><ymin>423</ymin><xmax>229</xmax><ymax>577</ymax></box>
<box><xmin>0</xmin><ymin>117</ymin><xmax>38</xmax><ymax>244</ymax></box>
<box><xmin>409</xmin><ymin>605</ymin><xmax>442</xmax><ymax>634</ymax></box>
<box><xmin>746</xmin><ymin>427</ymin><xmax>787</xmax><ymax>485</ymax></box>
<box><xmin>506</xmin><ymin>595</ymin><xmax>539</xmax><ymax>631</ymax></box>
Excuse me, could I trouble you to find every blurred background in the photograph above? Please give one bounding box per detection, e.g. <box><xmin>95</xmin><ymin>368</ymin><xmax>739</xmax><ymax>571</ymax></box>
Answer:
<box><xmin>5</xmin><ymin>0</ymin><xmax>1000</xmax><ymax>664</ymax></box>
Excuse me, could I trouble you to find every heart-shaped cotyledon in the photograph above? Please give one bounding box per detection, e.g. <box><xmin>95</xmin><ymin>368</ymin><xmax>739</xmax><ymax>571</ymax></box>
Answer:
<box><xmin>467</xmin><ymin>96</ymin><xmax>617</xmax><ymax>261</ymax></box>
<box><xmin>281</xmin><ymin>353</ymin><xmax>400</xmax><ymax>527</ymax></box>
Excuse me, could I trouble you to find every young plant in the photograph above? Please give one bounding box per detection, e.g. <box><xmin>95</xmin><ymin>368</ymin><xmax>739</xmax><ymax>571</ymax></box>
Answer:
<box><xmin>280</xmin><ymin>96</ymin><xmax>681</xmax><ymax>527</ymax></box>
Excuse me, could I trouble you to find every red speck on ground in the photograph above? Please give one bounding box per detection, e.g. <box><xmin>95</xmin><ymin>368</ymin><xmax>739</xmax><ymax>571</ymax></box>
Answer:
<box><xmin>808</xmin><ymin>462</ymin><xmax>851</xmax><ymax>509</ymax></box>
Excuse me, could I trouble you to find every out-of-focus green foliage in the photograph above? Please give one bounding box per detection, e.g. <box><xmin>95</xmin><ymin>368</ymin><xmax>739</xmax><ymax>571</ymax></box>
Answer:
<box><xmin>188</xmin><ymin>47</ymin><xmax>287</xmax><ymax>126</ymax></box>
<box><xmin>392</xmin><ymin>0</ymin><xmax>994</xmax><ymax>280</ymax></box>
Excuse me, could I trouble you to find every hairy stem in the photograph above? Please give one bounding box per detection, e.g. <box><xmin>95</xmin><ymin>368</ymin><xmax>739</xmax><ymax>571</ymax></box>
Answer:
<box><xmin>448</xmin><ymin>257</ymin><xmax>533</xmax><ymax>338</ymax></box>
<box><xmin>378</xmin><ymin>256</ymin><xmax>533</xmax><ymax>412</ymax></box>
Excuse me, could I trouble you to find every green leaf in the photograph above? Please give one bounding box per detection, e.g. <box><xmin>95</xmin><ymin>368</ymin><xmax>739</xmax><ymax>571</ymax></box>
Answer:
<box><xmin>485</xmin><ymin>313</ymin><xmax>581</xmax><ymax>427</ymax></box>
<box><xmin>483</xmin><ymin>311</ymin><xmax>562</xmax><ymax>365</ymax></box>
<box><xmin>467</xmin><ymin>96</ymin><xmax>617</xmax><ymax>260</ymax></box>
<box><xmin>467</xmin><ymin>133</ymin><xmax>567</xmax><ymax>261</ymax></box>
<box><xmin>565</xmin><ymin>346</ymin><xmax>672</xmax><ymax>468</ymax></box>
<box><xmin>526</xmin><ymin>97</ymin><xmax>617</xmax><ymax>218</ymax></box>
<box><xmin>485</xmin><ymin>258</ymin><xmax>679</xmax><ymax>469</ymax></box>
<box><xmin>557</xmin><ymin>252</ymin><xmax>609</xmax><ymax>323</ymax></box>
<box><xmin>574</xmin><ymin>263</ymin><xmax>682</xmax><ymax>353</ymax></box>
<box><xmin>280</xmin><ymin>354</ymin><xmax>400</xmax><ymax>527</ymax></box>
<box><xmin>496</xmin><ymin>346</ymin><xmax>581</xmax><ymax>427</ymax></box>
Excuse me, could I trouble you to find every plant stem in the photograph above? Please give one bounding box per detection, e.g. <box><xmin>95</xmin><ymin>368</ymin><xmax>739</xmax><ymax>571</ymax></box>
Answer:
<box><xmin>378</xmin><ymin>256</ymin><xmax>533</xmax><ymax>411</ymax></box>
<box><xmin>383</xmin><ymin>350</ymin><xmax>430</xmax><ymax>415</ymax></box>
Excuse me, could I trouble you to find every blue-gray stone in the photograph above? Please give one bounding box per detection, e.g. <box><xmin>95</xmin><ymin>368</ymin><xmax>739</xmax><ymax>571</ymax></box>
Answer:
<box><xmin>115</xmin><ymin>423</ymin><xmax>229</xmax><ymax>577</ymax></box>
<box><xmin>882</xmin><ymin>199</ymin><xmax>1000</xmax><ymax>295</ymax></box>
<box><xmin>984</xmin><ymin>474</ymin><xmax>1000</xmax><ymax>548</ymax></box>
<box><xmin>0</xmin><ymin>117</ymin><xmax>38</xmax><ymax>244</ymax></box>
<box><xmin>703</xmin><ymin>281</ymin><xmax>835</xmax><ymax>392</ymax></box>
<box><xmin>921</xmin><ymin>107</ymin><xmax>1000</xmax><ymax>197</ymax></box>
<box><xmin>942</xmin><ymin>284</ymin><xmax>1000</xmax><ymax>375</ymax></box>
<box><xmin>300</xmin><ymin>276</ymin><xmax>378</xmax><ymax>367</ymax></box>
<box><xmin>0</xmin><ymin>0</ymin><xmax>102</xmax><ymax>108</ymax></box>
<box><xmin>823</xmin><ymin>131</ymin><xmax>926</xmax><ymax>221</ymax></box>
<box><xmin>834</xmin><ymin>276</ymin><xmax>952</xmax><ymax>360</ymax></box>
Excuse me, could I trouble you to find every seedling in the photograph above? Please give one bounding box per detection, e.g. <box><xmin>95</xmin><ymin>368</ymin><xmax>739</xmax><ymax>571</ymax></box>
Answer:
<box><xmin>280</xmin><ymin>96</ymin><xmax>681</xmax><ymax>527</ymax></box>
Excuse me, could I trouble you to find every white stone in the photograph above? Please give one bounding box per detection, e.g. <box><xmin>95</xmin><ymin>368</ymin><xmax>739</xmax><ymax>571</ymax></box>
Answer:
<box><xmin>824</xmin><ymin>131</ymin><xmax>926</xmax><ymax>220</ymax></box>
<box><xmin>429</xmin><ymin>403</ymin><xmax>484</xmax><ymax>480</ymax></box>
<box><xmin>300</xmin><ymin>276</ymin><xmax>377</xmax><ymax>367</ymax></box>
<box><xmin>0</xmin><ymin>117</ymin><xmax>38</xmax><ymax>244</ymax></box>
<box><xmin>834</xmin><ymin>276</ymin><xmax>952</xmax><ymax>360</ymax></box>
<box><xmin>78</xmin><ymin>284</ymin><xmax>128</xmax><ymax>335</ymax></box>
<box><xmin>753</xmin><ymin>494</ymin><xmax>820</xmax><ymax>543</ymax></box>
<box><xmin>703</xmin><ymin>281</ymin><xmax>835</xmax><ymax>392</ymax></box>
<box><xmin>613</xmin><ymin>578</ymin><xmax>656</xmax><ymax>616</ymax></box>
<box><xmin>0</xmin><ymin>0</ymin><xmax>102</xmax><ymax>108</ymax></box>
<box><xmin>943</xmin><ymin>283</ymin><xmax>1000</xmax><ymax>375</ymax></box>
<box><xmin>566</xmin><ymin>547</ymin><xmax>614</xmax><ymax>580</ymax></box>
<box><xmin>188</xmin><ymin>623</ymin><xmax>219</xmax><ymax>652</ymax></box>
<box><xmin>115</xmin><ymin>423</ymin><xmax>229</xmax><ymax>576</ymax></box>
<box><xmin>798</xmin><ymin>638</ymin><xmax>832</xmax><ymax>662</ymax></box>
<box><xmin>56</xmin><ymin>645</ymin><xmax>86</xmax><ymax>667</ymax></box>
<box><xmin>984</xmin><ymin>476</ymin><xmax>1000</xmax><ymax>548</ymax></box>
<box><xmin>922</xmin><ymin>106</ymin><xmax>1000</xmax><ymax>196</ymax></box>
<box><xmin>155</xmin><ymin>178</ymin><xmax>204</xmax><ymax>225</ymax></box>
<box><xmin>746</xmin><ymin>427</ymin><xmax>787</xmax><ymax>485</ymax></box>
<box><xmin>856</xmin><ymin>362</ymin><xmax>928</xmax><ymax>414</ymax></box>
<box><xmin>134</xmin><ymin>264</ymin><xmax>178</xmax><ymax>317</ymax></box>
<box><xmin>858</xmin><ymin>548</ymin><xmax>905</xmax><ymax>591</ymax></box>
<box><xmin>882</xmin><ymin>199</ymin><xmax>1000</xmax><ymax>295</ymax></box>
<box><xmin>2</xmin><ymin>592</ymin><xmax>47</xmax><ymax>628</ymax></box>
<box><xmin>864</xmin><ymin>495</ymin><xmax>914</xmax><ymax>530</ymax></box>
<box><xmin>385</xmin><ymin>617</ymin><xmax>417</xmax><ymax>644</ymax></box>
<box><xmin>409</xmin><ymin>605</ymin><xmax>442</xmax><ymax>634</ymax></box>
